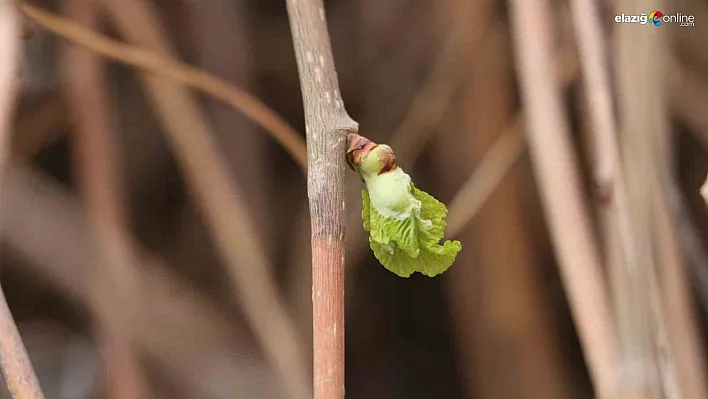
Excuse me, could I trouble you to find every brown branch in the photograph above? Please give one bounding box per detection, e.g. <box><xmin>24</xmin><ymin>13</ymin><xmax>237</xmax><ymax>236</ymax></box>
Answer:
<box><xmin>0</xmin><ymin>291</ymin><xmax>44</xmax><ymax>399</ymax></box>
<box><xmin>507</xmin><ymin>1</ymin><xmax>620</xmax><ymax>397</ymax></box>
<box><xmin>655</xmin><ymin>177</ymin><xmax>708</xmax><ymax>399</ymax></box>
<box><xmin>0</xmin><ymin>2</ymin><xmax>45</xmax><ymax>399</ymax></box>
<box><xmin>613</xmin><ymin>0</ymin><xmax>700</xmax><ymax>395</ymax></box>
<box><xmin>84</xmin><ymin>0</ymin><xmax>311</xmax><ymax>397</ymax></box>
<box><xmin>651</xmin><ymin>49</ymin><xmax>708</xmax><ymax>399</ymax></box>
<box><xmin>446</xmin><ymin>117</ymin><xmax>525</xmax><ymax>237</ymax></box>
<box><xmin>444</xmin><ymin>41</ymin><xmax>579</xmax><ymax>239</ymax></box>
<box><xmin>19</xmin><ymin>3</ymin><xmax>308</xmax><ymax>171</ymax></box>
<box><xmin>10</xmin><ymin>92</ymin><xmax>68</xmax><ymax>159</ymax></box>
<box><xmin>569</xmin><ymin>0</ymin><xmax>661</xmax><ymax>396</ymax></box>
<box><xmin>61</xmin><ymin>0</ymin><xmax>147</xmax><ymax>397</ymax></box>
<box><xmin>667</xmin><ymin>55</ymin><xmax>708</xmax><ymax>148</ymax></box>
<box><xmin>388</xmin><ymin>1</ymin><xmax>488</xmax><ymax>162</ymax></box>
<box><xmin>285</xmin><ymin>0</ymin><xmax>357</xmax><ymax>397</ymax></box>
<box><xmin>0</xmin><ymin>164</ymin><xmax>274</xmax><ymax>397</ymax></box>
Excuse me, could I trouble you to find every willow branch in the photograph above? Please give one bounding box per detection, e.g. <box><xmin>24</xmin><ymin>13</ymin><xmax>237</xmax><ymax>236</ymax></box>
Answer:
<box><xmin>507</xmin><ymin>0</ymin><xmax>620</xmax><ymax>397</ymax></box>
<box><xmin>0</xmin><ymin>2</ymin><xmax>45</xmax><ymax>399</ymax></box>
<box><xmin>19</xmin><ymin>3</ymin><xmax>307</xmax><ymax>171</ymax></box>
<box><xmin>285</xmin><ymin>0</ymin><xmax>357</xmax><ymax>397</ymax></box>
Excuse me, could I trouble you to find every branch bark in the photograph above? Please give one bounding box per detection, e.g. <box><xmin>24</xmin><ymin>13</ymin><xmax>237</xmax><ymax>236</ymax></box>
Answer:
<box><xmin>507</xmin><ymin>0</ymin><xmax>620</xmax><ymax>397</ymax></box>
<box><xmin>0</xmin><ymin>2</ymin><xmax>45</xmax><ymax>399</ymax></box>
<box><xmin>285</xmin><ymin>0</ymin><xmax>357</xmax><ymax>397</ymax></box>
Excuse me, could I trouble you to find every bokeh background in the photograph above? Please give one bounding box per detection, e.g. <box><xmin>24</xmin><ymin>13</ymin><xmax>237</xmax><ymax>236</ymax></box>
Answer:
<box><xmin>2</xmin><ymin>0</ymin><xmax>708</xmax><ymax>398</ymax></box>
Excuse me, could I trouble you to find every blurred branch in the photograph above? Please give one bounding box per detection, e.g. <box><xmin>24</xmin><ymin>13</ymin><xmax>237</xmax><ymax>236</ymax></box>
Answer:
<box><xmin>285</xmin><ymin>0</ymin><xmax>357</xmax><ymax>397</ymax></box>
<box><xmin>655</xmin><ymin>176</ymin><xmax>708</xmax><ymax>399</ymax></box>
<box><xmin>569</xmin><ymin>0</ymin><xmax>658</xmax><ymax>396</ymax></box>
<box><xmin>671</xmin><ymin>184</ymin><xmax>708</xmax><ymax>312</ymax></box>
<box><xmin>613</xmin><ymin>0</ymin><xmax>704</xmax><ymax>395</ymax></box>
<box><xmin>0</xmin><ymin>164</ymin><xmax>274</xmax><ymax>397</ymax></box>
<box><xmin>446</xmin><ymin>118</ymin><xmax>524</xmax><ymax>237</ymax></box>
<box><xmin>446</xmin><ymin>44</ymin><xmax>578</xmax><ymax>238</ymax></box>
<box><xmin>0</xmin><ymin>2</ymin><xmax>45</xmax><ymax>399</ymax></box>
<box><xmin>652</xmin><ymin>39</ymin><xmax>708</xmax><ymax>399</ymax></box>
<box><xmin>19</xmin><ymin>3</ymin><xmax>308</xmax><ymax>171</ymax></box>
<box><xmin>62</xmin><ymin>0</ymin><xmax>146</xmax><ymax>397</ymax></box>
<box><xmin>667</xmin><ymin>55</ymin><xmax>708</xmax><ymax>148</ymax></box>
<box><xmin>388</xmin><ymin>1</ymin><xmax>486</xmax><ymax>162</ymax></box>
<box><xmin>10</xmin><ymin>92</ymin><xmax>68</xmax><ymax>158</ymax></box>
<box><xmin>507</xmin><ymin>0</ymin><xmax>620</xmax><ymax>397</ymax></box>
<box><xmin>86</xmin><ymin>0</ymin><xmax>311</xmax><ymax>397</ymax></box>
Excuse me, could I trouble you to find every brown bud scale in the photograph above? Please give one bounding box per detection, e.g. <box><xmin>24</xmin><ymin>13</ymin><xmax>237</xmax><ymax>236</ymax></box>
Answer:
<box><xmin>346</xmin><ymin>133</ymin><xmax>377</xmax><ymax>171</ymax></box>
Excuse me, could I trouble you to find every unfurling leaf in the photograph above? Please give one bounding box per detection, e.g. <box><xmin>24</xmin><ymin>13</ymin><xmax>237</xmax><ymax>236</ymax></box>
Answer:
<box><xmin>347</xmin><ymin>134</ymin><xmax>462</xmax><ymax>277</ymax></box>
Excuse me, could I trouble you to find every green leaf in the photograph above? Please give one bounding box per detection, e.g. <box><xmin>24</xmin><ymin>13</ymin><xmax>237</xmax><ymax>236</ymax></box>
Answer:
<box><xmin>361</xmin><ymin>184</ymin><xmax>462</xmax><ymax>277</ymax></box>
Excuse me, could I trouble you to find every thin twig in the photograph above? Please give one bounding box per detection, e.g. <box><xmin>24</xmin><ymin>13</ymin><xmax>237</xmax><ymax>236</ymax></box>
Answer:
<box><xmin>62</xmin><ymin>0</ymin><xmax>146</xmax><ymax>397</ymax></box>
<box><xmin>89</xmin><ymin>0</ymin><xmax>311</xmax><ymax>397</ymax></box>
<box><xmin>285</xmin><ymin>0</ymin><xmax>357</xmax><ymax>397</ymax></box>
<box><xmin>19</xmin><ymin>2</ymin><xmax>308</xmax><ymax>171</ymax></box>
<box><xmin>0</xmin><ymin>164</ymin><xmax>272</xmax><ymax>397</ymax></box>
<box><xmin>569</xmin><ymin>0</ymin><xmax>658</xmax><ymax>396</ymax></box>
<box><xmin>388</xmin><ymin>1</ymin><xmax>490</xmax><ymax>162</ymax></box>
<box><xmin>507</xmin><ymin>1</ymin><xmax>620</xmax><ymax>397</ymax></box>
<box><xmin>444</xmin><ymin>44</ymin><xmax>579</xmax><ymax>239</ymax></box>
<box><xmin>446</xmin><ymin>117</ymin><xmax>525</xmax><ymax>237</ymax></box>
<box><xmin>0</xmin><ymin>2</ymin><xmax>45</xmax><ymax>398</ymax></box>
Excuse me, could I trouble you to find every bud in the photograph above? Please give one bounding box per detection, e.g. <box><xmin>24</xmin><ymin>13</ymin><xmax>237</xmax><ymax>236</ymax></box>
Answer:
<box><xmin>346</xmin><ymin>133</ymin><xmax>397</xmax><ymax>176</ymax></box>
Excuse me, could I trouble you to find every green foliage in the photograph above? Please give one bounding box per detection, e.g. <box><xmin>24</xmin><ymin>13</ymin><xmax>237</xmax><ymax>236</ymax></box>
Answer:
<box><xmin>362</xmin><ymin>183</ymin><xmax>462</xmax><ymax>277</ymax></box>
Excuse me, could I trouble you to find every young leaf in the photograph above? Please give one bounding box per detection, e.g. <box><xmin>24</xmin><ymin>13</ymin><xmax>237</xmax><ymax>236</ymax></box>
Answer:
<box><xmin>348</xmin><ymin>134</ymin><xmax>462</xmax><ymax>277</ymax></box>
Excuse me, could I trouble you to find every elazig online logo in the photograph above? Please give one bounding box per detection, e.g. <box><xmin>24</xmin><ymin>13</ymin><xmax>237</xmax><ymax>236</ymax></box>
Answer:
<box><xmin>615</xmin><ymin>10</ymin><xmax>695</xmax><ymax>27</ymax></box>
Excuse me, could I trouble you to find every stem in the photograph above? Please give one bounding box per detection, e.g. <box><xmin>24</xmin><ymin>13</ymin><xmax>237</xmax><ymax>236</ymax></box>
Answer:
<box><xmin>285</xmin><ymin>0</ymin><xmax>357</xmax><ymax>397</ymax></box>
<box><xmin>0</xmin><ymin>2</ymin><xmax>45</xmax><ymax>398</ymax></box>
<box><xmin>507</xmin><ymin>0</ymin><xmax>620</xmax><ymax>397</ymax></box>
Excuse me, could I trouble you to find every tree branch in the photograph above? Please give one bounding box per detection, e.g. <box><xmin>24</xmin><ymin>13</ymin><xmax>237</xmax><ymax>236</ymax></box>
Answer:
<box><xmin>285</xmin><ymin>0</ymin><xmax>357</xmax><ymax>397</ymax></box>
<box><xmin>62</xmin><ymin>0</ymin><xmax>147</xmax><ymax>397</ymax></box>
<box><xmin>19</xmin><ymin>3</ymin><xmax>308</xmax><ymax>171</ymax></box>
<box><xmin>507</xmin><ymin>0</ymin><xmax>620</xmax><ymax>397</ymax></box>
<box><xmin>0</xmin><ymin>2</ymin><xmax>45</xmax><ymax>398</ymax></box>
<box><xmin>89</xmin><ymin>0</ymin><xmax>311</xmax><ymax>396</ymax></box>
<box><xmin>569</xmin><ymin>0</ymin><xmax>660</xmax><ymax>395</ymax></box>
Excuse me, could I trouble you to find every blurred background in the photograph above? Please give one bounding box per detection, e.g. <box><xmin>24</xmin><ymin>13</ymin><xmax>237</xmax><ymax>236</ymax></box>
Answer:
<box><xmin>1</xmin><ymin>0</ymin><xmax>708</xmax><ymax>398</ymax></box>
